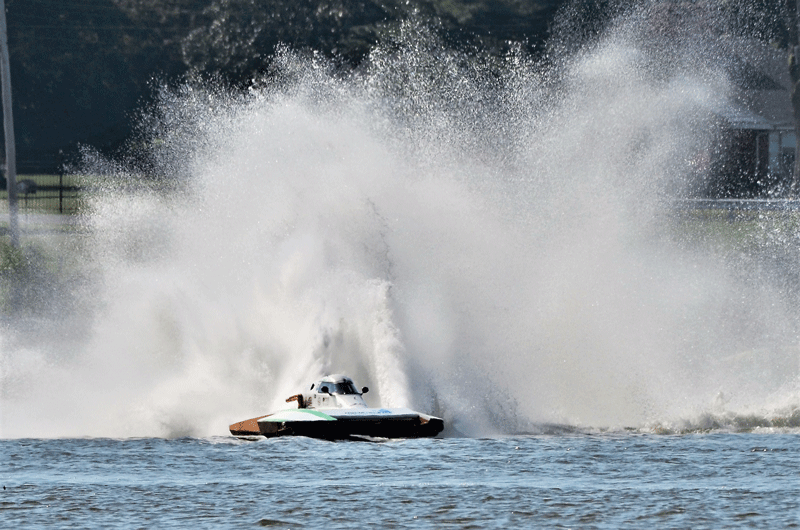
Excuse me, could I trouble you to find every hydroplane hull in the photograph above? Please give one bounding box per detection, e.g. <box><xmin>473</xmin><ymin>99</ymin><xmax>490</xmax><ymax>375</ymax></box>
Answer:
<box><xmin>230</xmin><ymin>407</ymin><xmax>444</xmax><ymax>440</ymax></box>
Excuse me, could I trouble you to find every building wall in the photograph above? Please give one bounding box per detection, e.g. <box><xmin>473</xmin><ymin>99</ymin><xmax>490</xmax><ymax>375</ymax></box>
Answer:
<box><xmin>702</xmin><ymin>127</ymin><xmax>795</xmax><ymax>198</ymax></box>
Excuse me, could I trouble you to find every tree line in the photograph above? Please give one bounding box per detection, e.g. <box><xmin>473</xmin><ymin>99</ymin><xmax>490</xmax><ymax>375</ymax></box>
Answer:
<box><xmin>4</xmin><ymin>0</ymin><xmax>568</xmax><ymax>172</ymax></box>
<box><xmin>3</xmin><ymin>0</ymin><xmax>797</xmax><ymax>174</ymax></box>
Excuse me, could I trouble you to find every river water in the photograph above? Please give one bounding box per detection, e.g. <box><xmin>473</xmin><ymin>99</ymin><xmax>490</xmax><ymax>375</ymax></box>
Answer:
<box><xmin>2</xmin><ymin>432</ymin><xmax>798</xmax><ymax>528</ymax></box>
<box><xmin>2</xmin><ymin>6</ymin><xmax>800</xmax><ymax>528</ymax></box>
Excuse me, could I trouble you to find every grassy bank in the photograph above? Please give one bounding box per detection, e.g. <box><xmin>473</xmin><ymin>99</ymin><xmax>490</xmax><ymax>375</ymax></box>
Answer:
<box><xmin>673</xmin><ymin>208</ymin><xmax>800</xmax><ymax>255</ymax></box>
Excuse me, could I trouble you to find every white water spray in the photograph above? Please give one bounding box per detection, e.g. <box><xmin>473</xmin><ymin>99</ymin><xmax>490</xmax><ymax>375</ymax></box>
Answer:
<box><xmin>1</xmin><ymin>9</ymin><xmax>799</xmax><ymax>438</ymax></box>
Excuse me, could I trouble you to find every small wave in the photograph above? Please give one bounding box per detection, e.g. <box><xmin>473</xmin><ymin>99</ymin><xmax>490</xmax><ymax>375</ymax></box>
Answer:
<box><xmin>256</xmin><ymin>518</ymin><xmax>302</xmax><ymax>528</ymax></box>
<box><xmin>645</xmin><ymin>407</ymin><xmax>800</xmax><ymax>434</ymax></box>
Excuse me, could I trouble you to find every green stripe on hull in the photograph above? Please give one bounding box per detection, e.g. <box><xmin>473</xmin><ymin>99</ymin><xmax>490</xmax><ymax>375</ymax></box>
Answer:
<box><xmin>260</xmin><ymin>409</ymin><xmax>337</xmax><ymax>422</ymax></box>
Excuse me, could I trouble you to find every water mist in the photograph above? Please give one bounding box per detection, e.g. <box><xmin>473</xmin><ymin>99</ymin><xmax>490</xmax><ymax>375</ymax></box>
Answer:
<box><xmin>1</xmin><ymin>7</ymin><xmax>799</xmax><ymax>438</ymax></box>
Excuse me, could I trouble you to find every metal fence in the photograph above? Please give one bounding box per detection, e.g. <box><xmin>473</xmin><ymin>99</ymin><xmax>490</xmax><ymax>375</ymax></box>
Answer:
<box><xmin>1</xmin><ymin>174</ymin><xmax>82</xmax><ymax>214</ymax></box>
<box><xmin>4</xmin><ymin>176</ymin><xmax>800</xmax><ymax>217</ymax></box>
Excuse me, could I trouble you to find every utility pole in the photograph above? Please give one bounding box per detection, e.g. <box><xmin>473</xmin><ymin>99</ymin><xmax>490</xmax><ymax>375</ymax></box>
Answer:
<box><xmin>793</xmin><ymin>0</ymin><xmax>800</xmax><ymax>197</ymax></box>
<box><xmin>0</xmin><ymin>0</ymin><xmax>18</xmax><ymax>247</ymax></box>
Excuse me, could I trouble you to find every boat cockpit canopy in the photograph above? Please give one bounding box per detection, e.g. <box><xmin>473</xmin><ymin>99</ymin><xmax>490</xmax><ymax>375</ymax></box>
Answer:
<box><xmin>317</xmin><ymin>380</ymin><xmax>360</xmax><ymax>395</ymax></box>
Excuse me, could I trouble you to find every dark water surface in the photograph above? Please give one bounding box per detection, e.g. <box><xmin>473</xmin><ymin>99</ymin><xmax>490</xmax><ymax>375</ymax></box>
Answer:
<box><xmin>2</xmin><ymin>433</ymin><xmax>798</xmax><ymax>528</ymax></box>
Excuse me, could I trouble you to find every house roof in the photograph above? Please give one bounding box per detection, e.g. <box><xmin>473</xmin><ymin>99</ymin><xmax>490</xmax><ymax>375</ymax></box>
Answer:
<box><xmin>717</xmin><ymin>104</ymin><xmax>778</xmax><ymax>130</ymax></box>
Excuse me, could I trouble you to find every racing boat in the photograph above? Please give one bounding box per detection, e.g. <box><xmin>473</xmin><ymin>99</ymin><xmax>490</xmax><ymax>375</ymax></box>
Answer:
<box><xmin>229</xmin><ymin>374</ymin><xmax>444</xmax><ymax>440</ymax></box>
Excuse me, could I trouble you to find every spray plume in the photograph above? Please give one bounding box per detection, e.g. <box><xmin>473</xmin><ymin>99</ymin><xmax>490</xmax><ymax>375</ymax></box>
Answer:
<box><xmin>1</xmin><ymin>7</ymin><xmax>799</xmax><ymax>437</ymax></box>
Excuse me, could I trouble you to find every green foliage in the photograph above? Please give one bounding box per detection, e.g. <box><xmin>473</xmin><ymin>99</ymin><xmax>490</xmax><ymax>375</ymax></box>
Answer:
<box><xmin>0</xmin><ymin>239</ymin><xmax>26</xmax><ymax>275</ymax></box>
<box><xmin>6</xmin><ymin>0</ymin><xmax>796</xmax><ymax>175</ymax></box>
<box><xmin>0</xmin><ymin>235</ymin><xmax>81</xmax><ymax>316</ymax></box>
<box><xmin>3</xmin><ymin>0</ymin><xmax>567</xmax><ymax>172</ymax></box>
<box><xmin>0</xmin><ymin>239</ymin><xmax>36</xmax><ymax>313</ymax></box>
<box><xmin>118</xmin><ymin>0</ymin><xmax>563</xmax><ymax>81</ymax></box>
<box><xmin>5</xmin><ymin>0</ymin><xmax>188</xmax><ymax>171</ymax></box>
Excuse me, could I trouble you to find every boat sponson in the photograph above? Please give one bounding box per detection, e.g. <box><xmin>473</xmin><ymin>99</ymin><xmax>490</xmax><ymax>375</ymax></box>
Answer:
<box><xmin>229</xmin><ymin>415</ymin><xmax>269</xmax><ymax>436</ymax></box>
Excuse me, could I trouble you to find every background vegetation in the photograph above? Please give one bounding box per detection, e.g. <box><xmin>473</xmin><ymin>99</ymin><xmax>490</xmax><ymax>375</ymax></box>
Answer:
<box><xmin>4</xmin><ymin>0</ymin><xmax>569</xmax><ymax>172</ymax></box>
<box><xmin>2</xmin><ymin>0</ymin><xmax>797</xmax><ymax>174</ymax></box>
